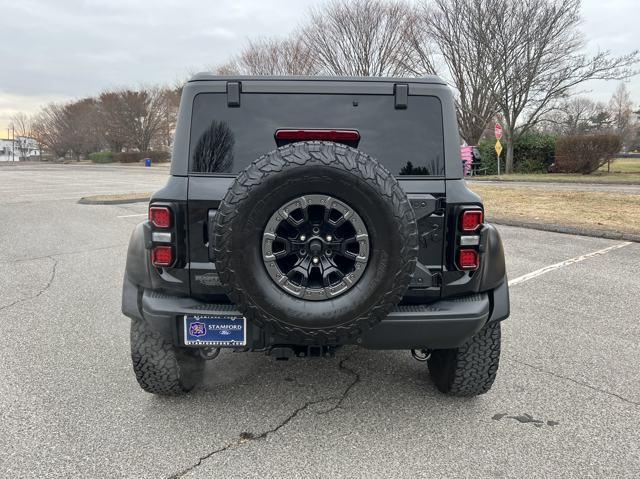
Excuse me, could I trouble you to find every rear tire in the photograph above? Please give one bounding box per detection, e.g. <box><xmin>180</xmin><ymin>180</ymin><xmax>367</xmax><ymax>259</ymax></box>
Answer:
<box><xmin>130</xmin><ymin>319</ymin><xmax>205</xmax><ymax>395</ymax></box>
<box><xmin>428</xmin><ymin>321</ymin><xmax>501</xmax><ymax>397</ymax></box>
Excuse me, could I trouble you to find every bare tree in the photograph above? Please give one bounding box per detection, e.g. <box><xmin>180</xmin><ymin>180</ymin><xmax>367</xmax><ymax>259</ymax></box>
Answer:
<box><xmin>9</xmin><ymin>112</ymin><xmax>32</xmax><ymax>138</ymax></box>
<box><xmin>64</xmin><ymin>98</ymin><xmax>102</xmax><ymax>159</ymax></box>
<box><xmin>158</xmin><ymin>87</ymin><xmax>181</xmax><ymax>151</ymax></box>
<box><xmin>302</xmin><ymin>0</ymin><xmax>424</xmax><ymax>76</ymax></box>
<box><xmin>214</xmin><ymin>61</ymin><xmax>241</xmax><ymax>76</ymax></box>
<box><xmin>192</xmin><ymin>120</ymin><xmax>235</xmax><ymax>173</ymax></box>
<box><xmin>128</xmin><ymin>87</ymin><xmax>171</xmax><ymax>152</ymax></box>
<box><xmin>9</xmin><ymin>112</ymin><xmax>35</xmax><ymax>159</ymax></box>
<box><xmin>609</xmin><ymin>82</ymin><xmax>635</xmax><ymax>147</ymax></box>
<box><xmin>538</xmin><ymin>97</ymin><xmax>610</xmax><ymax>135</ymax></box>
<box><xmin>217</xmin><ymin>36</ymin><xmax>319</xmax><ymax>76</ymax></box>
<box><xmin>32</xmin><ymin>104</ymin><xmax>72</xmax><ymax>158</ymax></box>
<box><xmin>98</xmin><ymin>91</ymin><xmax>130</xmax><ymax>152</ymax></box>
<box><xmin>97</xmin><ymin>87</ymin><xmax>171</xmax><ymax>152</ymax></box>
<box><xmin>416</xmin><ymin>0</ymin><xmax>497</xmax><ymax>144</ymax></box>
<box><xmin>560</xmin><ymin>98</ymin><xmax>604</xmax><ymax>134</ymax></box>
<box><xmin>475</xmin><ymin>0</ymin><xmax>637</xmax><ymax>172</ymax></box>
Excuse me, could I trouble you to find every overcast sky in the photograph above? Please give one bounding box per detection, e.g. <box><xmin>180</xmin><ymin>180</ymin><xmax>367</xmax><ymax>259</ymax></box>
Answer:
<box><xmin>1</xmin><ymin>0</ymin><xmax>638</xmax><ymax>134</ymax></box>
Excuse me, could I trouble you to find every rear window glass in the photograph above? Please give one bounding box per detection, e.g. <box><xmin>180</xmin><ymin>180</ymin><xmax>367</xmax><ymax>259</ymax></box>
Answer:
<box><xmin>190</xmin><ymin>93</ymin><xmax>444</xmax><ymax>176</ymax></box>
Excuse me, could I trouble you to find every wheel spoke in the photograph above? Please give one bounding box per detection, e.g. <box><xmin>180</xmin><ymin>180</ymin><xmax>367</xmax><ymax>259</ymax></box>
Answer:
<box><xmin>330</xmin><ymin>213</ymin><xmax>346</xmax><ymax>228</ymax></box>
<box><xmin>299</xmin><ymin>196</ymin><xmax>310</xmax><ymax>223</ymax></box>
<box><xmin>322</xmin><ymin>264</ymin><xmax>344</xmax><ymax>287</ymax></box>
<box><xmin>271</xmin><ymin>235</ymin><xmax>291</xmax><ymax>258</ymax></box>
<box><xmin>287</xmin><ymin>238</ymin><xmax>304</xmax><ymax>253</ymax></box>
<box><xmin>273</xmin><ymin>249</ymin><xmax>288</xmax><ymax>259</ymax></box>
<box><xmin>285</xmin><ymin>215</ymin><xmax>303</xmax><ymax>228</ymax></box>
<box><xmin>287</xmin><ymin>257</ymin><xmax>311</xmax><ymax>286</ymax></box>
<box><xmin>337</xmin><ymin>236</ymin><xmax>358</xmax><ymax>260</ymax></box>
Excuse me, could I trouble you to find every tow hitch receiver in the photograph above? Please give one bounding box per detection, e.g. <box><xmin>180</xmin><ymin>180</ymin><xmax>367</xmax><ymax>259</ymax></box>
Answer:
<box><xmin>269</xmin><ymin>345</ymin><xmax>338</xmax><ymax>360</ymax></box>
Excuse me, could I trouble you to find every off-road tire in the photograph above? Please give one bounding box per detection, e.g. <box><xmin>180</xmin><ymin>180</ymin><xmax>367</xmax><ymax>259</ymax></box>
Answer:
<box><xmin>130</xmin><ymin>319</ymin><xmax>205</xmax><ymax>395</ymax></box>
<box><xmin>428</xmin><ymin>321</ymin><xmax>501</xmax><ymax>397</ymax></box>
<box><xmin>213</xmin><ymin>141</ymin><xmax>418</xmax><ymax>343</ymax></box>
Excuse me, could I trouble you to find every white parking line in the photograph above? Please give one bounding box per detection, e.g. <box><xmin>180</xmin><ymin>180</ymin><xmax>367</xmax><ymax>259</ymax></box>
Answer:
<box><xmin>117</xmin><ymin>213</ymin><xmax>147</xmax><ymax>218</ymax></box>
<box><xmin>508</xmin><ymin>242</ymin><xmax>632</xmax><ymax>287</ymax></box>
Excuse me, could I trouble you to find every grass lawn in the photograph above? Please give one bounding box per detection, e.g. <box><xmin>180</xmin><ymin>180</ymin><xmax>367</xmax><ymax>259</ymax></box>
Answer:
<box><xmin>599</xmin><ymin>158</ymin><xmax>640</xmax><ymax>174</ymax></box>
<box><xmin>469</xmin><ymin>184</ymin><xmax>640</xmax><ymax>236</ymax></box>
<box><xmin>472</xmin><ymin>158</ymin><xmax>640</xmax><ymax>184</ymax></box>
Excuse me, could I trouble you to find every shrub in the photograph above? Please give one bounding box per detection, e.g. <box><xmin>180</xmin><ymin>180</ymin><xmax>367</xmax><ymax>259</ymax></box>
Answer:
<box><xmin>555</xmin><ymin>134</ymin><xmax>622</xmax><ymax>174</ymax></box>
<box><xmin>115</xmin><ymin>151</ymin><xmax>171</xmax><ymax>163</ymax></box>
<box><xmin>115</xmin><ymin>152</ymin><xmax>143</xmax><ymax>163</ymax></box>
<box><xmin>89</xmin><ymin>151</ymin><xmax>114</xmax><ymax>163</ymax></box>
<box><xmin>478</xmin><ymin>132</ymin><xmax>556</xmax><ymax>174</ymax></box>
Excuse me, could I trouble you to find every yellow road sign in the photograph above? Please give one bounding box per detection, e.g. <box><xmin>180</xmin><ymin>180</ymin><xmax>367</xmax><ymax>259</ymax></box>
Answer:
<box><xmin>495</xmin><ymin>140</ymin><xmax>503</xmax><ymax>157</ymax></box>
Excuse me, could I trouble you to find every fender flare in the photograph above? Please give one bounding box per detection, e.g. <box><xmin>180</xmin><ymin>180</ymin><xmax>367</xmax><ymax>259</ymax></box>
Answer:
<box><xmin>122</xmin><ymin>222</ymin><xmax>151</xmax><ymax>322</ymax></box>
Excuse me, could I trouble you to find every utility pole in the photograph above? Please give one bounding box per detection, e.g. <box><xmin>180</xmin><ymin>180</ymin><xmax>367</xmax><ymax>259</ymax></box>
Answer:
<box><xmin>12</xmin><ymin>124</ymin><xmax>15</xmax><ymax>162</ymax></box>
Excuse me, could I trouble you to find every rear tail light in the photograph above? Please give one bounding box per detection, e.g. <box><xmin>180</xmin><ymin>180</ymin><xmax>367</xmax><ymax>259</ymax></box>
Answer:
<box><xmin>458</xmin><ymin>249</ymin><xmax>479</xmax><ymax>270</ymax></box>
<box><xmin>275</xmin><ymin>129</ymin><xmax>360</xmax><ymax>142</ymax></box>
<box><xmin>460</xmin><ymin>210</ymin><xmax>483</xmax><ymax>232</ymax></box>
<box><xmin>455</xmin><ymin>208</ymin><xmax>483</xmax><ymax>271</ymax></box>
<box><xmin>149</xmin><ymin>206</ymin><xmax>172</xmax><ymax>228</ymax></box>
<box><xmin>149</xmin><ymin>203</ymin><xmax>177</xmax><ymax>268</ymax></box>
<box><xmin>151</xmin><ymin>246</ymin><xmax>173</xmax><ymax>267</ymax></box>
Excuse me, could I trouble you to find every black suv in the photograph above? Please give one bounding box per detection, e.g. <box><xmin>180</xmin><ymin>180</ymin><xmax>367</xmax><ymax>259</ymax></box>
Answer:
<box><xmin>122</xmin><ymin>75</ymin><xmax>509</xmax><ymax>397</ymax></box>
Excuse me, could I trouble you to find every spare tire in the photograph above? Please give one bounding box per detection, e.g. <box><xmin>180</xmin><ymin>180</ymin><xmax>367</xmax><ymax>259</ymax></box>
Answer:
<box><xmin>213</xmin><ymin>141</ymin><xmax>418</xmax><ymax>343</ymax></box>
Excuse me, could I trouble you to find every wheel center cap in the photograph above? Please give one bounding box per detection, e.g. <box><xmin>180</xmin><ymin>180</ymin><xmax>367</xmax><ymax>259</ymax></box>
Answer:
<box><xmin>308</xmin><ymin>239</ymin><xmax>323</xmax><ymax>256</ymax></box>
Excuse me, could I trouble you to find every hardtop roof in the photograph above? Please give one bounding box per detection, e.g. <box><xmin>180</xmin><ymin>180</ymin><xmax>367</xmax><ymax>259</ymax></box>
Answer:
<box><xmin>188</xmin><ymin>73</ymin><xmax>447</xmax><ymax>85</ymax></box>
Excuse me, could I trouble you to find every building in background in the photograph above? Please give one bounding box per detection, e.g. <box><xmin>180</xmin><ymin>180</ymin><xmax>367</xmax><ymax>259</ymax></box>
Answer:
<box><xmin>0</xmin><ymin>136</ymin><xmax>41</xmax><ymax>161</ymax></box>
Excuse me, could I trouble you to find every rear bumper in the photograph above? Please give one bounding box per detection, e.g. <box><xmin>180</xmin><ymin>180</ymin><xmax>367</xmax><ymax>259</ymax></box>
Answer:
<box><xmin>122</xmin><ymin>275</ymin><xmax>509</xmax><ymax>350</ymax></box>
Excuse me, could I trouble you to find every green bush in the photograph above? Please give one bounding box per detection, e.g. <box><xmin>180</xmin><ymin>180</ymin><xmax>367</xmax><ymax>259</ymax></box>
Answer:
<box><xmin>89</xmin><ymin>151</ymin><xmax>114</xmax><ymax>163</ymax></box>
<box><xmin>115</xmin><ymin>151</ymin><xmax>171</xmax><ymax>163</ymax></box>
<box><xmin>478</xmin><ymin>133</ymin><xmax>556</xmax><ymax>174</ymax></box>
<box><xmin>555</xmin><ymin>134</ymin><xmax>622</xmax><ymax>174</ymax></box>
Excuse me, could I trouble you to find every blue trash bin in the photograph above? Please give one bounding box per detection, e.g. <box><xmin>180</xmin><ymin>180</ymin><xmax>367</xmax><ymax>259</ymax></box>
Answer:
<box><xmin>144</xmin><ymin>158</ymin><xmax>151</xmax><ymax>167</ymax></box>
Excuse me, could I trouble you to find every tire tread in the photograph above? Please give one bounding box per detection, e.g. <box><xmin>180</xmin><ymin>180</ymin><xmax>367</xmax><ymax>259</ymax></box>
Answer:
<box><xmin>428</xmin><ymin>321</ymin><xmax>501</xmax><ymax>397</ymax></box>
<box><xmin>130</xmin><ymin>319</ymin><xmax>204</xmax><ymax>395</ymax></box>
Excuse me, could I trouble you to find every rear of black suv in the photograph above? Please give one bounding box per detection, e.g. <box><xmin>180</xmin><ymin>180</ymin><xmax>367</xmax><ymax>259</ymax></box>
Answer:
<box><xmin>122</xmin><ymin>75</ymin><xmax>509</xmax><ymax>397</ymax></box>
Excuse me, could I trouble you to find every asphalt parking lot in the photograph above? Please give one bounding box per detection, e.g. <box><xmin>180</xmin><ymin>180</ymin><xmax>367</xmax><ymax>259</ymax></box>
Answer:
<box><xmin>1</xmin><ymin>163</ymin><xmax>639</xmax><ymax>478</ymax></box>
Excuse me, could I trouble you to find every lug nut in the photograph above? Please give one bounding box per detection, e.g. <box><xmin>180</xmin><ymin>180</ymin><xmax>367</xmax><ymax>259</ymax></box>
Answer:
<box><xmin>300</xmin><ymin>234</ymin><xmax>306</xmax><ymax>241</ymax></box>
<box><xmin>312</xmin><ymin>257</ymin><xmax>319</xmax><ymax>264</ymax></box>
<box><xmin>326</xmin><ymin>235</ymin><xmax>333</xmax><ymax>242</ymax></box>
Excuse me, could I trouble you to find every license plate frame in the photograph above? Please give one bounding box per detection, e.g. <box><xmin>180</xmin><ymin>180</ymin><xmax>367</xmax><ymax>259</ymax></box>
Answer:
<box><xmin>183</xmin><ymin>315</ymin><xmax>246</xmax><ymax>347</ymax></box>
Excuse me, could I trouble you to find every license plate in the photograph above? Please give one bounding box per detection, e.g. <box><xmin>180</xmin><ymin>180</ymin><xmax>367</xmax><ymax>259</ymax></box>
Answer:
<box><xmin>183</xmin><ymin>315</ymin><xmax>246</xmax><ymax>346</ymax></box>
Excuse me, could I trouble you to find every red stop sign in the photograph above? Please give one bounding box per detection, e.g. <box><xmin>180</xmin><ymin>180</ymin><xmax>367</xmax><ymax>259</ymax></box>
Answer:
<box><xmin>495</xmin><ymin>123</ymin><xmax>503</xmax><ymax>140</ymax></box>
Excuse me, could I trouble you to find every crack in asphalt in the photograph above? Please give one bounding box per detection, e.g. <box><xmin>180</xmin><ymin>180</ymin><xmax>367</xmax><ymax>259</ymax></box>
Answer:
<box><xmin>167</xmin><ymin>353</ymin><xmax>361</xmax><ymax>479</ymax></box>
<box><xmin>315</xmin><ymin>357</ymin><xmax>361</xmax><ymax>415</ymax></box>
<box><xmin>505</xmin><ymin>357</ymin><xmax>640</xmax><ymax>407</ymax></box>
<box><xmin>0</xmin><ymin>257</ymin><xmax>58</xmax><ymax>311</ymax></box>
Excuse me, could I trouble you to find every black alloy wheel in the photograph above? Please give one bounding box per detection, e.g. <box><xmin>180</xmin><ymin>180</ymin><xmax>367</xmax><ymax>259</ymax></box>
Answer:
<box><xmin>262</xmin><ymin>194</ymin><xmax>370</xmax><ymax>300</ymax></box>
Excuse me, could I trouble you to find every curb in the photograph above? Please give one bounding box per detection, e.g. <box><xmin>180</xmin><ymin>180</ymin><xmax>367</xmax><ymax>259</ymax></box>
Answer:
<box><xmin>489</xmin><ymin>217</ymin><xmax>640</xmax><ymax>243</ymax></box>
<box><xmin>78</xmin><ymin>196</ymin><xmax>150</xmax><ymax>205</ymax></box>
